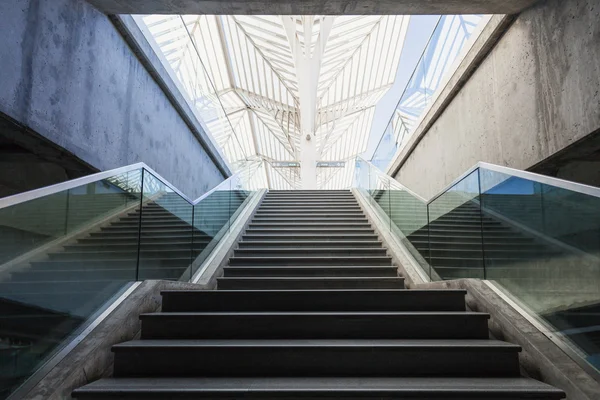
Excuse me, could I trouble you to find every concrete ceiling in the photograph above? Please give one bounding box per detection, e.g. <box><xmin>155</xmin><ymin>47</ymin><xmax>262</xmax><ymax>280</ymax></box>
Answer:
<box><xmin>86</xmin><ymin>0</ymin><xmax>539</xmax><ymax>15</ymax></box>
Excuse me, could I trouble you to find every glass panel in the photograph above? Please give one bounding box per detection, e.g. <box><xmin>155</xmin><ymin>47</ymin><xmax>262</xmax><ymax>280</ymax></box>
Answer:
<box><xmin>387</xmin><ymin>180</ymin><xmax>431</xmax><ymax>277</ymax></box>
<box><xmin>191</xmin><ymin>179</ymin><xmax>233</xmax><ymax>277</ymax></box>
<box><xmin>428</xmin><ymin>169</ymin><xmax>484</xmax><ymax>280</ymax></box>
<box><xmin>480</xmin><ymin>167</ymin><xmax>600</xmax><ymax>371</ymax></box>
<box><xmin>0</xmin><ymin>169</ymin><xmax>142</xmax><ymax>399</ymax></box>
<box><xmin>138</xmin><ymin>170</ymin><xmax>194</xmax><ymax>281</ymax></box>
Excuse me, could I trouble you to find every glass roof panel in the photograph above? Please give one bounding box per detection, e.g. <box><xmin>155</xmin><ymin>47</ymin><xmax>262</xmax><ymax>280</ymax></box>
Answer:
<box><xmin>140</xmin><ymin>14</ymin><xmax>411</xmax><ymax>189</ymax></box>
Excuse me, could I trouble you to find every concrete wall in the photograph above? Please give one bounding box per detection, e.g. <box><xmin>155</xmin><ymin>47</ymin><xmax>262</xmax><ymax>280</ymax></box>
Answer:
<box><xmin>0</xmin><ymin>0</ymin><xmax>228</xmax><ymax>199</ymax></box>
<box><xmin>84</xmin><ymin>0</ymin><xmax>539</xmax><ymax>15</ymax></box>
<box><xmin>392</xmin><ymin>0</ymin><xmax>600</xmax><ymax>199</ymax></box>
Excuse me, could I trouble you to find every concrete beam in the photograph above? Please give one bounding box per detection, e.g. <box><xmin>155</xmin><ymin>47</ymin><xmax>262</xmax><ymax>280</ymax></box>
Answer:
<box><xmin>85</xmin><ymin>0</ymin><xmax>539</xmax><ymax>15</ymax></box>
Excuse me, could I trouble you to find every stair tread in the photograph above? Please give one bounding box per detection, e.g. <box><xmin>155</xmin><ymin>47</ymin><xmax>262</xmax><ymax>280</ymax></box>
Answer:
<box><xmin>73</xmin><ymin>376</ymin><xmax>564</xmax><ymax>396</ymax></box>
<box><xmin>113</xmin><ymin>339</ymin><xmax>519</xmax><ymax>350</ymax></box>
<box><xmin>141</xmin><ymin>311</ymin><xmax>489</xmax><ymax>317</ymax></box>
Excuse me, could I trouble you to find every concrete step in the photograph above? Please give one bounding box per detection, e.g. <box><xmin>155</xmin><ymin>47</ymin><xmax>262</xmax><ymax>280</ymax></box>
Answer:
<box><xmin>222</xmin><ymin>266</ymin><xmax>397</xmax><ymax>277</ymax></box>
<box><xmin>233</xmin><ymin>248</ymin><xmax>388</xmax><ymax>257</ymax></box>
<box><xmin>254</xmin><ymin>211</ymin><xmax>364</xmax><ymax>216</ymax></box>
<box><xmin>257</xmin><ymin>204</ymin><xmax>362</xmax><ymax>213</ymax></box>
<box><xmin>248</xmin><ymin>222</ymin><xmax>372</xmax><ymax>228</ymax></box>
<box><xmin>71</xmin><ymin>376</ymin><xmax>565</xmax><ymax>399</ymax></box>
<box><xmin>160</xmin><ymin>290</ymin><xmax>468</xmax><ymax>312</ymax></box>
<box><xmin>245</xmin><ymin>227</ymin><xmax>375</xmax><ymax>234</ymax></box>
<box><xmin>251</xmin><ymin>217</ymin><xmax>368</xmax><ymax>223</ymax></box>
<box><xmin>238</xmin><ymin>240</ymin><xmax>383</xmax><ymax>248</ymax></box>
<box><xmin>111</xmin><ymin>339</ymin><xmax>521</xmax><ymax>377</ymax></box>
<box><xmin>217</xmin><ymin>277</ymin><xmax>404</xmax><ymax>290</ymax></box>
<box><xmin>265</xmin><ymin>195</ymin><xmax>356</xmax><ymax>200</ymax></box>
<box><xmin>228</xmin><ymin>256</ymin><xmax>392</xmax><ymax>266</ymax></box>
<box><xmin>242</xmin><ymin>233</ymin><xmax>378</xmax><ymax>241</ymax></box>
<box><xmin>140</xmin><ymin>312</ymin><xmax>490</xmax><ymax>340</ymax></box>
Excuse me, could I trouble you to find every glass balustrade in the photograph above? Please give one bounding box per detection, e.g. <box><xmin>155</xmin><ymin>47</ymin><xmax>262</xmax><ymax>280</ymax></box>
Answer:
<box><xmin>355</xmin><ymin>156</ymin><xmax>600</xmax><ymax>373</ymax></box>
<box><xmin>0</xmin><ymin>162</ymin><xmax>262</xmax><ymax>399</ymax></box>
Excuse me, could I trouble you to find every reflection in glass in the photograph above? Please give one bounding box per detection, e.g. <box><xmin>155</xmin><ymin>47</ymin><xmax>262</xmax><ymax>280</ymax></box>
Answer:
<box><xmin>428</xmin><ymin>170</ymin><xmax>484</xmax><ymax>280</ymax></box>
<box><xmin>479</xmin><ymin>167</ymin><xmax>600</xmax><ymax>371</ymax></box>
<box><xmin>0</xmin><ymin>169</ymin><xmax>143</xmax><ymax>398</ymax></box>
<box><xmin>138</xmin><ymin>171</ymin><xmax>194</xmax><ymax>281</ymax></box>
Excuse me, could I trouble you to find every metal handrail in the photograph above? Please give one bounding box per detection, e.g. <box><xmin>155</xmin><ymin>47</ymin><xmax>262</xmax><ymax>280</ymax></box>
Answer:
<box><xmin>0</xmin><ymin>160</ymin><xmax>260</xmax><ymax>210</ymax></box>
<box><xmin>356</xmin><ymin>156</ymin><xmax>600</xmax><ymax>205</ymax></box>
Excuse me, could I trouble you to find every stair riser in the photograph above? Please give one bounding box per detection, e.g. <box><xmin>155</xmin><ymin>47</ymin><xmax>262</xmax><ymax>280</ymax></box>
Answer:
<box><xmin>229</xmin><ymin>257</ymin><xmax>392</xmax><ymax>266</ymax></box>
<box><xmin>238</xmin><ymin>241</ymin><xmax>383</xmax><ymax>248</ymax></box>
<box><xmin>245</xmin><ymin>229</ymin><xmax>375</xmax><ymax>234</ymax></box>
<box><xmin>217</xmin><ymin>278</ymin><xmax>404</xmax><ymax>290</ymax></box>
<box><xmin>222</xmin><ymin>267</ymin><xmax>397</xmax><ymax>277</ymax></box>
<box><xmin>113</xmin><ymin>347</ymin><xmax>519</xmax><ymax>377</ymax></box>
<box><xmin>140</xmin><ymin>314</ymin><xmax>490</xmax><ymax>340</ymax></box>
<box><xmin>161</xmin><ymin>290</ymin><xmax>467</xmax><ymax>312</ymax></box>
<box><xmin>242</xmin><ymin>235</ymin><xmax>377</xmax><ymax>242</ymax></box>
<box><xmin>233</xmin><ymin>250</ymin><xmax>388</xmax><ymax>257</ymax></box>
<box><xmin>251</xmin><ymin>218</ymin><xmax>368</xmax><ymax>223</ymax></box>
<box><xmin>248</xmin><ymin>224</ymin><xmax>372</xmax><ymax>229</ymax></box>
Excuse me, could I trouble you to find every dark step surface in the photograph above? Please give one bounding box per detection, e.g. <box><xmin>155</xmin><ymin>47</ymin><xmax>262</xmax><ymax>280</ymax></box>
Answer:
<box><xmin>229</xmin><ymin>256</ymin><xmax>391</xmax><ymax>266</ymax></box>
<box><xmin>233</xmin><ymin>248</ymin><xmax>388</xmax><ymax>257</ymax></box>
<box><xmin>140</xmin><ymin>312</ymin><xmax>490</xmax><ymax>339</ymax></box>
<box><xmin>217</xmin><ymin>277</ymin><xmax>405</xmax><ymax>290</ymax></box>
<box><xmin>238</xmin><ymin>240</ymin><xmax>383</xmax><ymax>248</ymax></box>
<box><xmin>112</xmin><ymin>339</ymin><xmax>521</xmax><ymax>377</ymax></box>
<box><xmin>72</xmin><ymin>377</ymin><xmax>565</xmax><ymax>399</ymax></box>
<box><xmin>223</xmin><ymin>266</ymin><xmax>397</xmax><ymax>277</ymax></box>
<box><xmin>242</xmin><ymin>233</ymin><xmax>378</xmax><ymax>241</ymax></box>
<box><xmin>160</xmin><ymin>289</ymin><xmax>469</xmax><ymax>312</ymax></box>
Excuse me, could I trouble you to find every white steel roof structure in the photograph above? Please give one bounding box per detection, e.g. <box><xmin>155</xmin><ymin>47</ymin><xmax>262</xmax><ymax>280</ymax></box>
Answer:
<box><xmin>141</xmin><ymin>15</ymin><xmax>409</xmax><ymax>189</ymax></box>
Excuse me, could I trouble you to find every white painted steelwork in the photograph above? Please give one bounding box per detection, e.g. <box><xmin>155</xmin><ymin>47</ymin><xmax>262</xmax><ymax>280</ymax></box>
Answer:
<box><xmin>139</xmin><ymin>15</ymin><xmax>409</xmax><ymax>189</ymax></box>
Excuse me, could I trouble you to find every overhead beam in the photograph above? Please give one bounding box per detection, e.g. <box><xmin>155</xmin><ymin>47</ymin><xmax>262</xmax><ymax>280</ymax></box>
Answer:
<box><xmin>87</xmin><ymin>1</ymin><xmax>538</xmax><ymax>15</ymax></box>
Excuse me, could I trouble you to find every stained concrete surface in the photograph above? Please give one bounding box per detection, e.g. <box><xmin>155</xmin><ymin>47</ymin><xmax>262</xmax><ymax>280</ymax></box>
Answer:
<box><xmin>84</xmin><ymin>0</ymin><xmax>540</xmax><ymax>15</ymax></box>
<box><xmin>530</xmin><ymin>127</ymin><xmax>600</xmax><ymax>187</ymax></box>
<box><xmin>0</xmin><ymin>112</ymin><xmax>96</xmax><ymax>197</ymax></box>
<box><xmin>393</xmin><ymin>0</ymin><xmax>600</xmax><ymax>199</ymax></box>
<box><xmin>0</xmin><ymin>0</ymin><xmax>227</xmax><ymax>200</ymax></box>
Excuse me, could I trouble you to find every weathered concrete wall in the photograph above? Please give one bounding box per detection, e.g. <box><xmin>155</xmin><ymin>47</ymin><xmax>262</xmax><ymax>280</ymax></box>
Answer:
<box><xmin>84</xmin><ymin>0</ymin><xmax>539</xmax><ymax>15</ymax></box>
<box><xmin>392</xmin><ymin>0</ymin><xmax>600</xmax><ymax>199</ymax></box>
<box><xmin>0</xmin><ymin>0</ymin><xmax>228</xmax><ymax>199</ymax></box>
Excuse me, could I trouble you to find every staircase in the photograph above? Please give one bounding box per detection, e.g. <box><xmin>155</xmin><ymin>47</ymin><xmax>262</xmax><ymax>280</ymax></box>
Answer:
<box><xmin>72</xmin><ymin>190</ymin><xmax>564</xmax><ymax>399</ymax></box>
